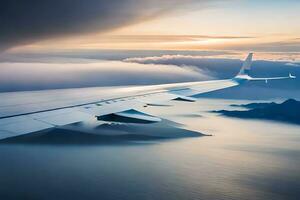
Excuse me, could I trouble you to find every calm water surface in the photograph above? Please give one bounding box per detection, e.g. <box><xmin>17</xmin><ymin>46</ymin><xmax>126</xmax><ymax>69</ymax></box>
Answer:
<box><xmin>0</xmin><ymin>99</ymin><xmax>300</xmax><ymax>200</ymax></box>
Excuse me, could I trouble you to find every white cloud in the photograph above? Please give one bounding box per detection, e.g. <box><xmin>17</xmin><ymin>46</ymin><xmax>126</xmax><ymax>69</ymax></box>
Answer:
<box><xmin>285</xmin><ymin>62</ymin><xmax>300</xmax><ymax>67</ymax></box>
<box><xmin>0</xmin><ymin>59</ymin><xmax>213</xmax><ymax>92</ymax></box>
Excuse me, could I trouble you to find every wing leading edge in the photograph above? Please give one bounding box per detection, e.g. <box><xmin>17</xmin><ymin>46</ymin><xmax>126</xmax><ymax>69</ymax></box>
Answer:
<box><xmin>0</xmin><ymin>53</ymin><xmax>295</xmax><ymax>140</ymax></box>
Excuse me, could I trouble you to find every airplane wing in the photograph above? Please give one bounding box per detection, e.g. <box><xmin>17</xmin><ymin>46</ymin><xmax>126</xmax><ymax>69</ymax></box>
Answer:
<box><xmin>0</xmin><ymin>53</ymin><xmax>295</xmax><ymax>140</ymax></box>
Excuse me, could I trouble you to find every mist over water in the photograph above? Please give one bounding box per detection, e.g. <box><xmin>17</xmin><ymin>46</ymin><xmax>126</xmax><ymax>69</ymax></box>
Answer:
<box><xmin>0</xmin><ymin>99</ymin><xmax>299</xmax><ymax>200</ymax></box>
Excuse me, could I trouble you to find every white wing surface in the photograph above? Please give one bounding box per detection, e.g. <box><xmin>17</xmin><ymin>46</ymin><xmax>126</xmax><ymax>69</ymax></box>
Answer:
<box><xmin>0</xmin><ymin>54</ymin><xmax>295</xmax><ymax>140</ymax></box>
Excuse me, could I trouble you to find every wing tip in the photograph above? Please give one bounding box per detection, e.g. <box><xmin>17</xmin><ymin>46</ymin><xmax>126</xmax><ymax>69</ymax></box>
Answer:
<box><xmin>237</xmin><ymin>53</ymin><xmax>254</xmax><ymax>76</ymax></box>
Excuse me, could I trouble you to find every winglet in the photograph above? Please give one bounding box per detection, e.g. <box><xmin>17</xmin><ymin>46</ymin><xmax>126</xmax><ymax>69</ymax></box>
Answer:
<box><xmin>237</xmin><ymin>53</ymin><xmax>253</xmax><ymax>76</ymax></box>
<box><xmin>233</xmin><ymin>53</ymin><xmax>296</xmax><ymax>83</ymax></box>
<box><xmin>289</xmin><ymin>73</ymin><xmax>296</xmax><ymax>79</ymax></box>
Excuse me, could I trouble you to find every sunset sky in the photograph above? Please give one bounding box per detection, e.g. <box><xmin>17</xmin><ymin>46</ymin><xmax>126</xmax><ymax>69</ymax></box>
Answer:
<box><xmin>0</xmin><ymin>0</ymin><xmax>299</xmax><ymax>96</ymax></box>
<box><xmin>2</xmin><ymin>0</ymin><xmax>299</xmax><ymax>54</ymax></box>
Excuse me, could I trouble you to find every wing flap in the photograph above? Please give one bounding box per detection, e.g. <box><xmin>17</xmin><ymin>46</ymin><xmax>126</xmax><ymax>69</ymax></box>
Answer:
<box><xmin>97</xmin><ymin>109</ymin><xmax>161</xmax><ymax>124</ymax></box>
<box><xmin>0</xmin><ymin>116</ymin><xmax>54</xmax><ymax>139</ymax></box>
<box><xmin>0</xmin><ymin>109</ymin><xmax>94</xmax><ymax>139</ymax></box>
<box><xmin>173</xmin><ymin>96</ymin><xmax>197</xmax><ymax>102</ymax></box>
<box><xmin>31</xmin><ymin>109</ymin><xmax>92</xmax><ymax>126</ymax></box>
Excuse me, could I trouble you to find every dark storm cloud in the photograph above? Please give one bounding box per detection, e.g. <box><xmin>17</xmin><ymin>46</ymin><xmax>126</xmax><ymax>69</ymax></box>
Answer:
<box><xmin>0</xmin><ymin>0</ymin><xmax>205</xmax><ymax>51</ymax></box>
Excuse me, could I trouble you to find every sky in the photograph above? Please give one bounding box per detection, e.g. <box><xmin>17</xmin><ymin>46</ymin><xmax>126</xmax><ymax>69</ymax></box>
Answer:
<box><xmin>0</xmin><ymin>0</ymin><xmax>299</xmax><ymax>99</ymax></box>
<box><xmin>1</xmin><ymin>0</ymin><xmax>299</xmax><ymax>54</ymax></box>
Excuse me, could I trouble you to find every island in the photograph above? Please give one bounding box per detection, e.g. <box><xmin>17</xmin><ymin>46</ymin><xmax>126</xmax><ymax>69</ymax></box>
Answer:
<box><xmin>214</xmin><ymin>99</ymin><xmax>300</xmax><ymax>125</ymax></box>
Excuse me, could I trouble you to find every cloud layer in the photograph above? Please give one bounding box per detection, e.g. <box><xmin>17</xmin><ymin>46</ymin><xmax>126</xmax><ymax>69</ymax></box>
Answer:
<box><xmin>123</xmin><ymin>53</ymin><xmax>300</xmax><ymax>99</ymax></box>
<box><xmin>0</xmin><ymin>50</ymin><xmax>299</xmax><ymax>99</ymax></box>
<box><xmin>0</xmin><ymin>60</ymin><xmax>211</xmax><ymax>92</ymax></box>
<box><xmin>124</xmin><ymin>54</ymin><xmax>243</xmax><ymax>78</ymax></box>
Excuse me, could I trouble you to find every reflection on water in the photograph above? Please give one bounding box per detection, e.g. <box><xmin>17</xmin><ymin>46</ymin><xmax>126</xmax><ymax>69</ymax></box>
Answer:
<box><xmin>0</xmin><ymin>98</ymin><xmax>300</xmax><ymax>200</ymax></box>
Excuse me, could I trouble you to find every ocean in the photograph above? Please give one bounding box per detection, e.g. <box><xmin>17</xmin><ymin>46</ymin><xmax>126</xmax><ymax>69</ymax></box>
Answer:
<box><xmin>0</xmin><ymin>98</ymin><xmax>300</xmax><ymax>200</ymax></box>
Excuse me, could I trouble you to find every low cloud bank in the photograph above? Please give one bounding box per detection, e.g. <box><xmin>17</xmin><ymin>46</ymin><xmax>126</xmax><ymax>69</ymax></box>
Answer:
<box><xmin>124</xmin><ymin>54</ymin><xmax>300</xmax><ymax>99</ymax></box>
<box><xmin>0</xmin><ymin>60</ymin><xmax>212</xmax><ymax>92</ymax></box>
<box><xmin>0</xmin><ymin>51</ymin><xmax>299</xmax><ymax>99</ymax></box>
<box><xmin>124</xmin><ymin>54</ymin><xmax>300</xmax><ymax>79</ymax></box>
